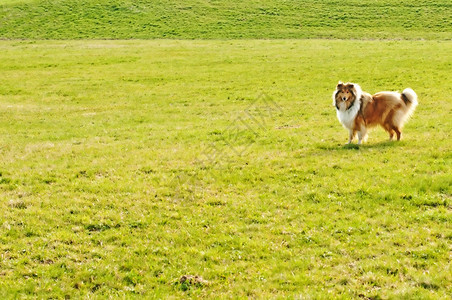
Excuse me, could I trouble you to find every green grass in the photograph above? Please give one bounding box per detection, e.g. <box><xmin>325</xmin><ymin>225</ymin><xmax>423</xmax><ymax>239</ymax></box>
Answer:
<box><xmin>1</xmin><ymin>0</ymin><xmax>451</xmax><ymax>39</ymax></box>
<box><xmin>0</xmin><ymin>39</ymin><xmax>451</xmax><ymax>298</ymax></box>
<box><xmin>1</xmin><ymin>0</ymin><xmax>451</xmax><ymax>297</ymax></box>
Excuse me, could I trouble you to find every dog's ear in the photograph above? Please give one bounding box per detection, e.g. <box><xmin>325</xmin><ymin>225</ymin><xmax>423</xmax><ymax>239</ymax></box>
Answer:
<box><xmin>337</xmin><ymin>81</ymin><xmax>344</xmax><ymax>89</ymax></box>
<box><xmin>346</xmin><ymin>83</ymin><xmax>354</xmax><ymax>90</ymax></box>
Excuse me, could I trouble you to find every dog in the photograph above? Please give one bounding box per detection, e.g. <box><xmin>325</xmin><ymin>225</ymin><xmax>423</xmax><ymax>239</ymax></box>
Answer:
<box><xmin>333</xmin><ymin>82</ymin><xmax>418</xmax><ymax>144</ymax></box>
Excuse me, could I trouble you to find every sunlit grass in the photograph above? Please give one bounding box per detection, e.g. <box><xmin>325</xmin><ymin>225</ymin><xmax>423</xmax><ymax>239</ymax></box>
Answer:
<box><xmin>1</xmin><ymin>0</ymin><xmax>451</xmax><ymax>39</ymax></box>
<box><xmin>0</xmin><ymin>40</ymin><xmax>451</xmax><ymax>298</ymax></box>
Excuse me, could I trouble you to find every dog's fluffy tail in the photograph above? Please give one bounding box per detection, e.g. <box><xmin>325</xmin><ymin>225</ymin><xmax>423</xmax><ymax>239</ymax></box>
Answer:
<box><xmin>400</xmin><ymin>88</ymin><xmax>418</xmax><ymax>124</ymax></box>
<box><xmin>402</xmin><ymin>88</ymin><xmax>418</xmax><ymax>106</ymax></box>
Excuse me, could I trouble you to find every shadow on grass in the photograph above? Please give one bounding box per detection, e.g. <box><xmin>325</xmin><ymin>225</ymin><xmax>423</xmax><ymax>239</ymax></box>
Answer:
<box><xmin>316</xmin><ymin>140</ymin><xmax>405</xmax><ymax>151</ymax></box>
<box><xmin>361</xmin><ymin>140</ymin><xmax>406</xmax><ymax>149</ymax></box>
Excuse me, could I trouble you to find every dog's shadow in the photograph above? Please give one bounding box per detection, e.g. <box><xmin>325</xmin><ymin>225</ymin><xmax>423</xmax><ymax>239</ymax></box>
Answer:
<box><xmin>341</xmin><ymin>140</ymin><xmax>405</xmax><ymax>150</ymax></box>
<box><xmin>315</xmin><ymin>140</ymin><xmax>405</xmax><ymax>152</ymax></box>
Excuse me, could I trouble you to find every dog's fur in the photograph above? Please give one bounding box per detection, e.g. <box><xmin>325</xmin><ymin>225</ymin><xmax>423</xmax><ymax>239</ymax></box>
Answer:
<box><xmin>333</xmin><ymin>82</ymin><xmax>418</xmax><ymax>144</ymax></box>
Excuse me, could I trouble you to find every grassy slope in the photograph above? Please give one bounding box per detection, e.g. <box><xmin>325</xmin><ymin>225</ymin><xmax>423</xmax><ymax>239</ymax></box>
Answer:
<box><xmin>0</xmin><ymin>40</ymin><xmax>451</xmax><ymax>298</ymax></box>
<box><xmin>1</xmin><ymin>0</ymin><xmax>451</xmax><ymax>39</ymax></box>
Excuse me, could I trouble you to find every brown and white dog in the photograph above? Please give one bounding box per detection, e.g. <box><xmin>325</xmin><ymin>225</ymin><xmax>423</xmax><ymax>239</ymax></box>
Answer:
<box><xmin>333</xmin><ymin>82</ymin><xmax>418</xmax><ymax>144</ymax></box>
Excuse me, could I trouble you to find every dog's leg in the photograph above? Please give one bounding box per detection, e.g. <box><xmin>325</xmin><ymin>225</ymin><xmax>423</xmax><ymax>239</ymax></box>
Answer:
<box><xmin>394</xmin><ymin>128</ymin><xmax>401</xmax><ymax>141</ymax></box>
<box><xmin>357</xmin><ymin>128</ymin><xmax>367</xmax><ymax>145</ymax></box>
<box><xmin>347</xmin><ymin>130</ymin><xmax>355</xmax><ymax>144</ymax></box>
<box><xmin>388</xmin><ymin>129</ymin><xmax>395</xmax><ymax>141</ymax></box>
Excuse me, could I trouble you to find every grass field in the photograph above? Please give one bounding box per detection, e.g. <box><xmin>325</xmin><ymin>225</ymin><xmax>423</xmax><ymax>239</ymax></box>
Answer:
<box><xmin>1</xmin><ymin>0</ymin><xmax>451</xmax><ymax>39</ymax></box>
<box><xmin>0</xmin><ymin>39</ymin><xmax>451</xmax><ymax>298</ymax></box>
<box><xmin>1</xmin><ymin>0</ymin><xmax>452</xmax><ymax>298</ymax></box>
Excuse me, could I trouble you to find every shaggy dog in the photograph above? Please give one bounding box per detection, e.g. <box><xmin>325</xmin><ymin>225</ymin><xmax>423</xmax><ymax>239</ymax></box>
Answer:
<box><xmin>333</xmin><ymin>82</ymin><xmax>418</xmax><ymax>144</ymax></box>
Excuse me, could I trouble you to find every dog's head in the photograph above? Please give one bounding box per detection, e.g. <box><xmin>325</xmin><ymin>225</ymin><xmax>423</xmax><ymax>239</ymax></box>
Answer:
<box><xmin>333</xmin><ymin>81</ymin><xmax>360</xmax><ymax>111</ymax></box>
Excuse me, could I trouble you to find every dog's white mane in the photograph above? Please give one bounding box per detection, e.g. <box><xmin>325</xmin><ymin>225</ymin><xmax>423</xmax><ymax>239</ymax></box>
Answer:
<box><xmin>334</xmin><ymin>83</ymin><xmax>362</xmax><ymax>130</ymax></box>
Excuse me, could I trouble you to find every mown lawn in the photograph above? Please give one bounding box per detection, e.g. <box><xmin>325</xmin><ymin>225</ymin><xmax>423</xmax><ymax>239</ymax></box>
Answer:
<box><xmin>0</xmin><ymin>40</ymin><xmax>451</xmax><ymax>298</ymax></box>
<box><xmin>1</xmin><ymin>0</ymin><xmax>451</xmax><ymax>39</ymax></box>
